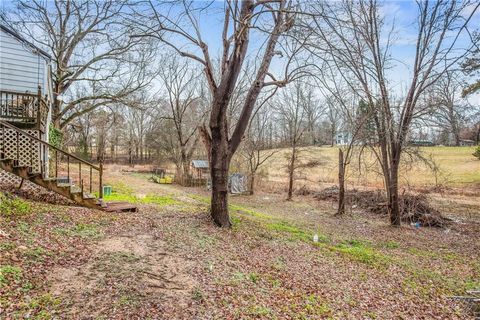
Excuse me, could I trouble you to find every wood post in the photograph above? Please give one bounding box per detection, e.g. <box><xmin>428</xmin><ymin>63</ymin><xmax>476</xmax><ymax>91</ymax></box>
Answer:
<box><xmin>337</xmin><ymin>148</ymin><xmax>345</xmax><ymax>215</ymax></box>
<box><xmin>99</xmin><ymin>160</ymin><xmax>104</xmax><ymax>200</ymax></box>
<box><xmin>36</xmin><ymin>86</ymin><xmax>42</xmax><ymax>130</ymax></box>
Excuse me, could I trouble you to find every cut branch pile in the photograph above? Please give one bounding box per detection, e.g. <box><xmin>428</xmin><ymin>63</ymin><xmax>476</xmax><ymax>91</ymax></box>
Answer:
<box><xmin>314</xmin><ymin>186</ymin><xmax>451</xmax><ymax>227</ymax></box>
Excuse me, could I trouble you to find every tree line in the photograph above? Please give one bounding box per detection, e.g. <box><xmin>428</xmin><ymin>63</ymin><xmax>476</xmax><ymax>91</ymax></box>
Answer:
<box><xmin>1</xmin><ymin>0</ymin><xmax>479</xmax><ymax>227</ymax></box>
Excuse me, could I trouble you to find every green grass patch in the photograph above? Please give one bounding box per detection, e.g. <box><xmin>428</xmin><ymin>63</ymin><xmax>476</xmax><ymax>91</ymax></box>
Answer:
<box><xmin>142</xmin><ymin>194</ymin><xmax>180</xmax><ymax>206</ymax></box>
<box><xmin>380</xmin><ymin>241</ymin><xmax>400</xmax><ymax>249</ymax></box>
<box><xmin>23</xmin><ymin>247</ymin><xmax>48</xmax><ymax>262</ymax></box>
<box><xmin>265</xmin><ymin>220</ymin><xmax>329</xmax><ymax>244</ymax></box>
<box><xmin>0</xmin><ymin>241</ymin><xmax>16</xmax><ymax>251</ymax></box>
<box><xmin>99</xmin><ymin>182</ymin><xmax>180</xmax><ymax>207</ymax></box>
<box><xmin>332</xmin><ymin>240</ymin><xmax>389</xmax><ymax>266</ymax></box>
<box><xmin>19</xmin><ymin>293</ymin><xmax>61</xmax><ymax>319</ymax></box>
<box><xmin>247</xmin><ymin>305</ymin><xmax>272</xmax><ymax>317</ymax></box>
<box><xmin>0</xmin><ymin>193</ymin><xmax>31</xmax><ymax>218</ymax></box>
<box><xmin>230</xmin><ymin>204</ymin><xmax>273</xmax><ymax>220</ymax></box>
<box><xmin>55</xmin><ymin>223</ymin><xmax>102</xmax><ymax>239</ymax></box>
<box><xmin>0</xmin><ymin>265</ymin><xmax>22</xmax><ymax>287</ymax></box>
<box><xmin>302</xmin><ymin>294</ymin><xmax>333</xmax><ymax>317</ymax></box>
<box><xmin>188</xmin><ymin>194</ymin><xmax>211</xmax><ymax>204</ymax></box>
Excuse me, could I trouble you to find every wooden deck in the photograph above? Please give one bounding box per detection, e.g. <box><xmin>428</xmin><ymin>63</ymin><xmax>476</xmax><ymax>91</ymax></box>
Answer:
<box><xmin>0</xmin><ymin>90</ymin><xmax>48</xmax><ymax>131</ymax></box>
<box><xmin>104</xmin><ymin>201</ymin><xmax>138</xmax><ymax>213</ymax></box>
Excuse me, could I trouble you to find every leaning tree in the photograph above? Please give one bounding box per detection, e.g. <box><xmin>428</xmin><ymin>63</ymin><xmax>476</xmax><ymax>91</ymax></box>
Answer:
<box><xmin>134</xmin><ymin>0</ymin><xmax>305</xmax><ymax>227</ymax></box>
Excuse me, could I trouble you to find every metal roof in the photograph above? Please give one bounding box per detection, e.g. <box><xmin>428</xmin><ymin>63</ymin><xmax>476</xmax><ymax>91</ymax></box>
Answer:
<box><xmin>191</xmin><ymin>160</ymin><xmax>209</xmax><ymax>169</ymax></box>
<box><xmin>0</xmin><ymin>24</ymin><xmax>52</xmax><ymax>60</ymax></box>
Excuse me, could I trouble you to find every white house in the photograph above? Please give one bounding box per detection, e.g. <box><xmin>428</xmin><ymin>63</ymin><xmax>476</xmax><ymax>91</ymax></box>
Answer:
<box><xmin>335</xmin><ymin>131</ymin><xmax>352</xmax><ymax>145</ymax></box>
<box><xmin>0</xmin><ymin>24</ymin><xmax>53</xmax><ymax>172</ymax></box>
<box><xmin>0</xmin><ymin>24</ymin><xmax>52</xmax><ymax>98</ymax></box>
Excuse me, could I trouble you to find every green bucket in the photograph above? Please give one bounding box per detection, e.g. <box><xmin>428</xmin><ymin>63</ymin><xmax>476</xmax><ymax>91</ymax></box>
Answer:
<box><xmin>103</xmin><ymin>185</ymin><xmax>112</xmax><ymax>196</ymax></box>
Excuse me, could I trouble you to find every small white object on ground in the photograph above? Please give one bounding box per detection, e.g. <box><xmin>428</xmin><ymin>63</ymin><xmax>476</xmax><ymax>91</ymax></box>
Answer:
<box><xmin>313</xmin><ymin>234</ymin><xmax>319</xmax><ymax>242</ymax></box>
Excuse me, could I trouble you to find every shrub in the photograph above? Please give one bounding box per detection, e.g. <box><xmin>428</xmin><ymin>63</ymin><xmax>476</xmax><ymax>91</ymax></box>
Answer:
<box><xmin>473</xmin><ymin>146</ymin><xmax>480</xmax><ymax>160</ymax></box>
<box><xmin>0</xmin><ymin>193</ymin><xmax>31</xmax><ymax>218</ymax></box>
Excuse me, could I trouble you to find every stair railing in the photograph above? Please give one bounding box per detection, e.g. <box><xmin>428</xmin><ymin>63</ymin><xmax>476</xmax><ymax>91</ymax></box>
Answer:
<box><xmin>0</xmin><ymin>120</ymin><xmax>103</xmax><ymax>199</ymax></box>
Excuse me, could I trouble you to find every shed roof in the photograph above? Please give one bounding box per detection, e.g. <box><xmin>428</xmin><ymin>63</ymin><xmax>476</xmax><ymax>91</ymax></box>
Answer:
<box><xmin>191</xmin><ymin>160</ymin><xmax>209</xmax><ymax>169</ymax></box>
<box><xmin>0</xmin><ymin>24</ymin><xmax>51</xmax><ymax>60</ymax></box>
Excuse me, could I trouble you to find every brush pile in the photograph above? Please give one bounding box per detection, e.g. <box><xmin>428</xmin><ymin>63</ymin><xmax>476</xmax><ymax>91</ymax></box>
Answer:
<box><xmin>314</xmin><ymin>186</ymin><xmax>451</xmax><ymax>227</ymax></box>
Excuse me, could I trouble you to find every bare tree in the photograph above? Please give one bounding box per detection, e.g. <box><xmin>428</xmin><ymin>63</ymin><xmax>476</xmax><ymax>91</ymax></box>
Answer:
<box><xmin>307</xmin><ymin>0</ymin><xmax>479</xmax><ymax>225</ymax></box>
<box><xmin>157</xmin><ymin>56</ymin><xmax>207</xmax><ymax>184</ymax></box>
<box><xmin>3</xmin><ymin>0</ymin><xmax>154</xmax><ymax>130</ymax></box>
<box><xmin>428</xmin><ymin>71</ymin><xmax>471</xmax><ymax>146</ymax></box>
<box><xmin>241</xmin><ymin>108</ymin><xmax>278</xmax><ymax>195</ymax></box>
<box><xmin>462</xmin><ymin>32</ymin><xmax>480</xmax><ymax>97</ymax></box>
<box><xmin>273</xmin><ymin>82</ymin><xmax>310</xmax><ymax>200</ymax></box>
<box><xmin>325</xmin><ymin>95</ymin><xmax>343</xmax><ymax>147</ymax></box>
<box><xmin>134</xmin><ymin>0</ymin><xmax>304</xmax><ymax>227</ymax></box>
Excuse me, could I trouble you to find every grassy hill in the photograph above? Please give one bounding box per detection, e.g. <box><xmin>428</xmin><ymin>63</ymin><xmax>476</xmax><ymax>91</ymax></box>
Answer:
<box><xmin>256</xmin><ymin>146</ymin><xmax>480</xmax><ymax>190</ymax></box>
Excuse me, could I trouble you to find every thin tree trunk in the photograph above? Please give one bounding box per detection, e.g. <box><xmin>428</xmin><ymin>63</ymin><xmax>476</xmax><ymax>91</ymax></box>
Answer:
<box><xmin>337</xmin><ymin>148</ymin><xmax>345</xmax><ymax>215</ymax></box>
<box><xmin>249</xmin><ymin>173</ymin><xmax>255</xmax><ymax>195</ymax></box>
<box><xmin>180</xmin><ymin>145</ymin><xmax>191</xmax><ymax>186</ymax></box>
<box><xmin>331</xmin><ymin>125</ymin><xmax>335</xmax><ymax>147</ymax></box>
<box><xmin>287</xmin><ymin>145</ymin><xmax>296</xmax><ymax>201</ymax></box>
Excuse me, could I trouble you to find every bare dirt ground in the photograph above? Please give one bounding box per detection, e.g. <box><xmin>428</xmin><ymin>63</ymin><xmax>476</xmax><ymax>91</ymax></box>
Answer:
<box><xmin>1</xmin><ymin>166</ymin><xmax>479</xmax><ymax>319</ymax></box>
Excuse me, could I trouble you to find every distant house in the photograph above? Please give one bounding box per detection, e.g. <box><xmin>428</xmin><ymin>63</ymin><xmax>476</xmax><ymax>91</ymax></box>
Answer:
<box><xmin>409</xmin><ymin>139</ymin><xmax>434</xmax><ymax>146</ymax></box>
<box><xmin>191</xmin><ymin>160</ymin><xmax>209</xmax><ymax>179</ymax></box>
<box><xmin>335</xmin><ymin>131</ymin><xmax>352</xmax><ymax>145</ymax></box>
<box><xmin>459</xmin><ymin>139</ymin><xmax>475</xmax><ymax>146</ymax></box>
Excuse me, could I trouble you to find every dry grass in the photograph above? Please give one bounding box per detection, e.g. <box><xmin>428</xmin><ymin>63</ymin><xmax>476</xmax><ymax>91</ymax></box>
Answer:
<box><xmin>259</xmin><ymin>146</ymin><xmax>480</xmax><ymax>191</ymax></box>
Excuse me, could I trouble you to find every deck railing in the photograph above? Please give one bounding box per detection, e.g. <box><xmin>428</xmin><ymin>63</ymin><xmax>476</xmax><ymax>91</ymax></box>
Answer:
<box><xmin>0</xmin><ymin>120</ymin><xmax>103</xmax><ymax>199</ymax></box>
<box><xmin>0</xmin><ymin>88</ymin><xmax>49</xmax><ymax>131</ymax></box>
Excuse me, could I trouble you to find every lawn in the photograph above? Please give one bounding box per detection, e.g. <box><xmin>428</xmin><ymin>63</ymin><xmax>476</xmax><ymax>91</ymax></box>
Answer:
<box><xmin>1</xmin><ymin>169</ymin><xmax>479</xmax><ymax>319</ymax></box>
<box><xmin>260</xmin><ymin>146</ymin><xmax>480</xmax><ymax>190</ymax></box>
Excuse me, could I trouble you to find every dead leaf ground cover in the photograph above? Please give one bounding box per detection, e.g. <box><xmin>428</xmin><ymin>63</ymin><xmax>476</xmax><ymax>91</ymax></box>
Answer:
<box><xmin>0</xmin><ymin>169</ymin><xmax>479</xmax><ymax>319</ymax></box>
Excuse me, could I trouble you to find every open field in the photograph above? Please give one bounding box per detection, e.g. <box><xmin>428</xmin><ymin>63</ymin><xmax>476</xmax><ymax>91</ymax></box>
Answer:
<box><xmin>258</xmin><ymin>146</ymin><xmax>480</xmax><ymax>191</ymax></box>
<box><xmin>1</xmin><ymin>167</ymin><xmax>479</xmax><ymax>319</ymax></box>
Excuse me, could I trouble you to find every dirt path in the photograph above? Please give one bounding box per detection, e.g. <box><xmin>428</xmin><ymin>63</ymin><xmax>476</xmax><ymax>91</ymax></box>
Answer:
<box><xmin>4</xmin><ymin>169</ymin><xmax>476</xmax><ymax>319</ymax></box>
<box><xmin>45</xmin><ymin>171</ymin><xmax>201</xmax><ymax>318</ymax></box>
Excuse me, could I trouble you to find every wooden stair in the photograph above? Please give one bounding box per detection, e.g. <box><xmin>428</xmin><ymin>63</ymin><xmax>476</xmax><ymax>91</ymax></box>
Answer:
<box><xmin>0</xmin><ymin>120</ymin><xmax>136</xmax><ymax>212</ymax></box>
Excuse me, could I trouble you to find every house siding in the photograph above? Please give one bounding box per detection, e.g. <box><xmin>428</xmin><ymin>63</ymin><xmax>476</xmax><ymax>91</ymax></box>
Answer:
<box><xmin>0</xmin><ymin>28</ymin><xmax>48</xmax><ymax>95</ymax></box>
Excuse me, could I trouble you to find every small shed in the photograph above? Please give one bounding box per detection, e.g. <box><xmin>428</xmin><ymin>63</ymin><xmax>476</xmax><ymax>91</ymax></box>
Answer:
<box><xmin>229</xmin><ymin>173</ymin><xmax>248</xmax><ymax>194</ymax></box>
<box><xmin>191</xmin><ymin>160</ymin><xmax>209</xmax><ymax>179</ymax></box>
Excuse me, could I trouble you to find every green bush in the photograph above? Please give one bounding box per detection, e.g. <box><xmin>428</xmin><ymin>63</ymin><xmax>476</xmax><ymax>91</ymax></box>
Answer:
<box><xmin>0</xmin><ymin>193</ymin><xmax>31</xmax><ymax>217</ymax></box>
<box><xmin>473</xmin><ymin>146</ymin><xmax>480</xmax><ymax>160</ymax></box>
<box><xmin>48</xmin><ymin>124</ymin><xmax>63</xmax><ymax>148</ymax></box>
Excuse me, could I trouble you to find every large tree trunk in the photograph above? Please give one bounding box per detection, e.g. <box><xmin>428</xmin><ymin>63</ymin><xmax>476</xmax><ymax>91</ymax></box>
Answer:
<box><xmin>209</xmin><ymin>104</ymin><xmax>232</xmax><ymax>228</ymax></box>
<box><xmin>337</xmin><ymin>149</ymin><xmax>345</xmax><ymax>215</ymax></box>
<box><xmin>179</xmin><ymin>145</ymin><xmax>191</xmax><ymax>186</ymax></box>
<box><xmin>388</xmin><ymin>156</ymin><xmax>401</xmax><ymax>226</ymax></box>
<box><xmin>210</xmin><ymin>141</ymin><xmax>231</xmax><ymax>228</ymax></box>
